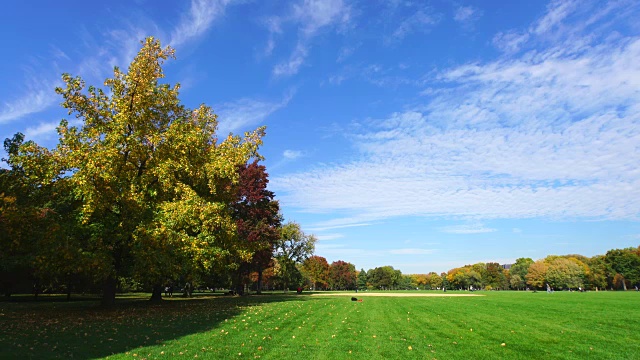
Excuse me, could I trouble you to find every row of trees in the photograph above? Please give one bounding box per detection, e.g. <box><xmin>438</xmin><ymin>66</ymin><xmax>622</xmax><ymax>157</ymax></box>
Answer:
<box><xmin>298</xmin><ymin>256</ymin><xmax>357</xmax><ymax>290</ymax></box>
<box><xmin>0</xmin><ymin>37</ymin><xmax>318</xmax><ymax>304</ymax></box>
<box><xmin>363</xmin><ymin>246</ymin><xmax>639</xmax><ymax>292</ymax></box>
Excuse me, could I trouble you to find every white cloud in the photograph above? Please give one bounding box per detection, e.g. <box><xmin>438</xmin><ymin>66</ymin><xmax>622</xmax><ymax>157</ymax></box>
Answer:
<box><xmin>308</xmin><ymin>221</ymin><xmax>372</xmax><ymax>232</ymax></box>
<box><xmin>216</xmin><ymin>92</ymin><xmax>294</xmax><ymax>135</ymax></box>
<box><xmin>23</xmin><ymin>121</ymin><xmax>60</xmax><ymax>140</ymax></box>
<box><xmin>273</xmin><ymin>43</ymin><xmax>309</xmax><ymax>77</ymax></box>
<box><xmin>272</xmin><ymin>0</ymin><xmax>352</xmax><ymax>77</ymax></box>
<box><xmin>283</xmin><ymin>150</ymin><xmax>303</xmax><ymax>160</ymax></box>
<box><xmin>453</xmin><ymin>5</ymin><xmax>482</xmax><ymax>29</ymax></box>
<box><xmin>440</xmin><ymin>224</ymin><xmax>497</xmax><ymax>234</ymax></box>
<box><xmin>389</xmin><ymin>9</ymin><xmax>440</xmax><ymax>42</ymax></box>
<box><xmin>533</xmin><ymin>0</ymin><xmax>578</xmax><ymax>35</ymax></box>
<box><xmin>316</xmin><ymin>233</ymin><xmax>345</xmax><ymax>241</ymax></box>
<box><xmin>272</xmin><ymin>1</ymin><xmax>640</xmax><ymax>224</ymax></box>
<box><xmin>0</xmin><ymin>88</ymin><xmax>57</xmax><ymax>124</ymax></box>
<box><xmin>492</xmin><ymin>31</ymin><xmax>530</xmax><ymax>54</ymax></box>
<box><xmin>492</xmin><ymin>0</ymin><xmax>638</xmax><ymax>54</ymax></box>
<box><xmin>170</xmin><ymin>0</ymin><xmax>237</xmax><ymax>47</ymax></box>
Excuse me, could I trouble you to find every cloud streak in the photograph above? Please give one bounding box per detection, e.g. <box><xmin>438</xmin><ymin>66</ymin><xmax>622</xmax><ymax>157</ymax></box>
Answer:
<box><xmin>272</xmin><ymin>0</ymin><xmax>352</xmax><ymax>77</ymax></box>
<box><xmin>170</xmin><ymin>0</ymin><xmax>236</xmax><ymax>47</ymax></box>
<box><xmin>272</xmin><ymin>1</ymin><xmax>640</xmax><ymax>226</ymax></box>
<box><xmin>215</xmin><ymin>91</ymin><xmax>294</xmax><ymax>135</ymax></box>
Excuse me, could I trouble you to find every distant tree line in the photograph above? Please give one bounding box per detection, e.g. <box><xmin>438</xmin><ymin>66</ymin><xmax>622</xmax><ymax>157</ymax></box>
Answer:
<box><xmin>358</xmin><ymin>246</ymin><xmax>640</xmax><ymax>292</ymax></box>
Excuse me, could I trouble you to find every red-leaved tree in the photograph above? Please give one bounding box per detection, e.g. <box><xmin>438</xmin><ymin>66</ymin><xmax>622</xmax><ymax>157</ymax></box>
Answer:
<box><xmin>231</xmin><ymin>160</ymin><xmax>281</xmax><ymax>294</ymax></box>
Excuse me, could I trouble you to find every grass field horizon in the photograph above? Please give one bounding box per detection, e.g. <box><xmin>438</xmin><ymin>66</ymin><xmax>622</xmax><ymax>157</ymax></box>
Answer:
<box><xmin>1</xmin><ymin>290</ymin><xmax>638</xmax><ymax>359</ymax></box>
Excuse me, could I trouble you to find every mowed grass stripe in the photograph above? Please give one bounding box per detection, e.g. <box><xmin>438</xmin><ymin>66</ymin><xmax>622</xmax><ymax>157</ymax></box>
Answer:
<box><xmin>1</xmin><ymin>291</ymin><xmax>639</xmax><ymax>359</ymax></box>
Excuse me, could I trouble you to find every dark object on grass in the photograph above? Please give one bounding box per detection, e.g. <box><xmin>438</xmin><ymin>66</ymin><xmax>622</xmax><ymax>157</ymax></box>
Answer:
<box><xmin>351</xmin><ymin>297</ymin><xmax>357</xmax><ymax>301</ymax></box>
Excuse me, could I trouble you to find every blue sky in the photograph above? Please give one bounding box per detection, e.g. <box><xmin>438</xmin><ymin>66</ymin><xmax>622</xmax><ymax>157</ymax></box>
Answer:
<box><xmin>1</xmin><ymin>0</ymin><xmax>639</xmax><ymax>274</ymax></box>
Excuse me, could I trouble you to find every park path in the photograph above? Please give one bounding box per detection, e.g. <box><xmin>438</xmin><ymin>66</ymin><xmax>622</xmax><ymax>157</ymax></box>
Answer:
<box><xmin>309</xmin><ymin>292</ymin><xmax>481</xmax><ymax>297</ymax></box>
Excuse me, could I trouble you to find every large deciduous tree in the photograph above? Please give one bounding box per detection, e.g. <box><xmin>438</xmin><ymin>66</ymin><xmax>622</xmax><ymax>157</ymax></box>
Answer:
<box><xmin>329</xmin><ymin>260</ymin><xmax>357</xmax><ymax>290</ymax></box>
<box><xmin>605</xmin><ymin>247</ymin><xmax>640</xmax><ymax>290</ymax></box>
<box><xmin>9</xmin><ymin>37</ymin><xmax>264</xmax><ymax>305</ymax></box>
<box><xmin>229</xmin><ymin>160</ymin><xmax>281</xmax><ymax>295</ymax></box>
<box><xmin>274</xmin><ymin>222</ymin><xmax>316</xmax><ymax>291</ymax></box>
<box><xmin>545</xmin><ymin>257</ymin><xmax>584</xmax><ymax>290</ymax></box>
<box><xmin>301</xmin><ymin>255</ymin><xmax>329</xmax><ymax>290</ymax></box>
<box><xmin>510</xmin><ymin>258</ymin><xmax>534</xmax><ymax>287</ymax></box>
<box><xmin>525</xmin><ymin>260</ymin><xmax>548</xmax><ymax>290</ymax></box>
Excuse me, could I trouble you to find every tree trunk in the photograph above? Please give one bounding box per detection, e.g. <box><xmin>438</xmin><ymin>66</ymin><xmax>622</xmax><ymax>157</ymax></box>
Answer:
<box><xmin>66</xmin><ymin>282</ymin><xmax>72</xmax><ymax>301</ymax></box>
<box><xmin>235</xmin><ymin>283</ymin><xmax>244</xmax><ymax>296</ymax></box>
<box><xmin>150</xmin><ymin>284</ymin><xmax>163</xmax><ymax>302</ymax></box>
<box><xmin>256</xmin><ymin>270</ymin><xmax>263</xmax><ymax>295</ymax></box>
<box><xmin>101</xmin><ymin>276</ymin><xmax>117</xmax><ymax>306</ymax></box>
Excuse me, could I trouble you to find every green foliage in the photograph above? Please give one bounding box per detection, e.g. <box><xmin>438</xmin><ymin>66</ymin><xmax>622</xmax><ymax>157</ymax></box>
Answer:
<box><xmin>367</xmin><ymin>266</ymin><xmax>402</xmax><ymax>290</ymax></box>
<box><xmin>605</xmin><ymin>247</ymin><xmax>640</xmax><ymax>289</ymax></box>
<box><xmin>545</xmin><ymin>257</ymin><xmax>585</xmax><ymax>290</ymax></box>
<box><xmin>273</xmin><ymin>222</ymin><xmax>316</xmax><ymax>291</ymax></box>
<box><xmin>356</xmin><ymin>269</ymin><xmax>368</xmax><ymax>290</ymax></box>
<box><xmin>7</xmin><ymin>37</ymin><xmax>264</xmax><ymax>304</ymax></box>
<box><xmin>510</xmin><ymin>258</ymin><xmax>534</xmax><ymax>283</ymax></box>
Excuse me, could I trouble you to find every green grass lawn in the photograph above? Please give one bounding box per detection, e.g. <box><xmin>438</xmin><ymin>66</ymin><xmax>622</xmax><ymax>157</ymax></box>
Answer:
<box><xmin>1</xmin><ymin>291</ymin><xmax>638</xmax><ymax>359</ymax></box>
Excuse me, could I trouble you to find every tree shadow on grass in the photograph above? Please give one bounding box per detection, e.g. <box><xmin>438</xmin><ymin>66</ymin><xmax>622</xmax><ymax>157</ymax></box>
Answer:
<box><xmin>0</xmin><ymin>293</ymin><xmax>311</xmax><ymax>359</ymax></box>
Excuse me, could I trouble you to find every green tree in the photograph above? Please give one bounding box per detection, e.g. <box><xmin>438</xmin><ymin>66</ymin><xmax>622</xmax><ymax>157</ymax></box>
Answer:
<box><xmin>585</xmin><ymin>255</ymin><xmax>608</xmax><ymax>290</ymax></box>
<box><xmin>426</xmin><ymin>272</ymin><xmax>443</xmax><ymax>290</ymax></box>
<box><xmin>510</xmin><ymin>274</ymin><xmax>524</xmax><ymax>290</ymax></box>
<box><xmin>510</xmin><ymin>258</ymin><xmax>534</xmax><ymax>285</ymax></box>
<box><xmin>10</xmin><ymin>38</ymin><xmax>264</xmax><ymax>305</ymax></box>
<box><xmin>368</xmin><ymin>266</ymin><xmax>400</xmax><ymax>290</ymax></box>
<box><xmin>357</xmin><ymin>268</ymin><xmax>368</xmax><ymax>290</ymax></box>
<box><xmin>274</xmin><ymin>222</ymin><xmax>316</xmax><ymax>291</ymax></box>
<box><xmin>545</xmin><ymin>257</ymin><xmax>584</xmax><ymax>290</ymax></box>
<box><xmin>485</xmin><ymin>262</ymin><xmax>507</xmax><ymax>290</ymax></box>
<box><xmin>605</xmin><ymin>247</ymin><xmax>640</xmax><ymax>290</ymax></box>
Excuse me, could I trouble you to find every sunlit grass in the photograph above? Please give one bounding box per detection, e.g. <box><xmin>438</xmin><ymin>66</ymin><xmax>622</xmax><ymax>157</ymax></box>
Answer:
<box><xmin>1</xmin><ymin>291</ymin><xmax>638</xmax><ymax>359</ymax></box>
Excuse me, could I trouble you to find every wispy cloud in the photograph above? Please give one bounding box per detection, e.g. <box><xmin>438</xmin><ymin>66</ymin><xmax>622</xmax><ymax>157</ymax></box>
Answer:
<box><xmin>440</xmin><ymin>224</ymin><xmax>497</xmax><ymax>234</ymax></box>
<box><xmin>316</xmin><ymin>233</ymin><xmax>345</xmax><ymax>241</ymax></box>
<box><xmin>388</xmin><ymin>9</ymin><xmax>440</xmax><ymax>43</ymax></box>
<box><xmin>2</xmin><ymin>1</ymin><xmax>222</xmax><ymax>130</ymax></box>
<box><xmin>272</xmin><ymin>1</ymin><xmax>640</xmax><ymax>224</ymax></box>
<box><xmin>453</xmin><ymin>5</ymin><xmax>482</xmax><ymax>29</ymax></box>
<box><xmin>170</xmin><ymin>0</ymin><xmax>237</xmax><ymax>47</ymax></box>
<box><xmin>0</xmin><ymin>87</ymin><xmax>58</xmax><ymax>124</ymax></box>
<box><xmin>272</xmin><ymin>0</ymin><xmax>352</xmax><ymax>77</ymax></box>
<box><xmin>23</xmin><ymin>121</ymin><xmax>60</xmax><ymax>141</ymax></box>
<box><xmin>216</xmin><ymin>91</ymin><xmax>294</xmax><ymax>135</ymax></box>
<box><xmin>283</xmin><ymin>150</ymin><xmax>304</xmax><ymax>160</ymax></box>
<box><xmin>308</xmin><ymin>221</ymin><xmax>372</xmax><ymax>232</ymax></box>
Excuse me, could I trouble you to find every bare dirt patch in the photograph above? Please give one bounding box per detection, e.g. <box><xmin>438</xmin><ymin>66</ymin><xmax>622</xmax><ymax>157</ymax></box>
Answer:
<box><xmin>309</xmin><ymin>292</ymin><xmax>481</xmax><ymax>297</ymax></box>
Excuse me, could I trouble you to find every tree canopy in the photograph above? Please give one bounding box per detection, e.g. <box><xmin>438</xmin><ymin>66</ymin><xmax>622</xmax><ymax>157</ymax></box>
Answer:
<box><xmin>6</xmin><ymin>37</ymin><xmax>265</xmax><ymax>304</ymax></box>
